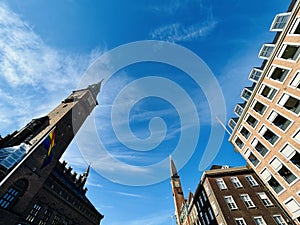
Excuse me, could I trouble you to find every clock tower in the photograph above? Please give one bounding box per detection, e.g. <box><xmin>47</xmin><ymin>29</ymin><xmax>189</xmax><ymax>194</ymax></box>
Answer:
<box><xmin>0</xmin><ymin>81</ymin><xmax>104</xmax><ymax>224</ymax></box>
<box><xmin>170</xmin><ymin>156</ymin><xmax>185</xmax><ymax>225</ymax></box>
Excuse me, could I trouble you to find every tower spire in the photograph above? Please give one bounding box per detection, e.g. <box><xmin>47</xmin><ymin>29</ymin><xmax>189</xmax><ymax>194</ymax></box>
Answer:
<box><xmin>170</xmin><ymin>155</ymin><xmax>185</xmax><ymax>225</ymax></box>
<box><xmin>88</xmin><ymin>79</ymin><xmax>104</xmax><ymax>104</ymax></box>
<box><xmin>170</xmin><ymin>155</ymin><xmax>179</xmax><ymax>178</ymax></box>
<box><xmin>81</xmin><ymin>163</ymin><xmax>91</xmax><ymax>186</ymax></box>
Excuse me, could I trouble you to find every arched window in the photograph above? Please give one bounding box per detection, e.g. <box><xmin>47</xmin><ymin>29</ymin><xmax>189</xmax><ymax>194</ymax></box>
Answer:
<box><xmin>0</xmin><ymin>179</ymin><xmax>28</xmax><ymax>209</ymax></box>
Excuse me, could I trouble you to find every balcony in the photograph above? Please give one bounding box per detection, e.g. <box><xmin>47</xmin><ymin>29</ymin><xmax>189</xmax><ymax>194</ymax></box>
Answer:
<box><xmin>248</xmin><ymin>68</ymin><xmax>263</xmax><ymax>82</ymax></box>
<box><xmin>228</xmin><ymin>118</ymin><xmax>238</xmax><ymax>130</ymax></box>
<box><xmin>258</xmin><ymin>44</ymin><xmax>275</xmax><ymax>60</ymax></box>
<box><xmin>234</xmin><ymin>103</ymin><xmax>245</xmax><ymax>117</ymax></box>
<box><xmin>270</xmin><ymin>12</ymin><xmax>290</xmax><ymax>32</ymax></box>
<box><xmin>241</xmin><ymin>86</ymin><xmax>254</xmax><ymax>101</ymax></box>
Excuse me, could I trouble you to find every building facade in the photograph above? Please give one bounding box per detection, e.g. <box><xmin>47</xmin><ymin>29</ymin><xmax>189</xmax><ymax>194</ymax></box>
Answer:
<box><xmin>170</xmin><ymin>160</ymin><xmax>293</xmax><ymax>225</ymax></box>
<box><xmin>0</xmin><ymin>82</ymin><xmax>104</xmax><ymax>224</ymax></box>
<box><xmin>228</xmin><ymin>0</ymin><xmax>300</xmax><ymax>223</ymax></box>
<box><xmin>201</xmin><ymin>166</ymin><xmax>293</xmax><ymax>225</ymax></box>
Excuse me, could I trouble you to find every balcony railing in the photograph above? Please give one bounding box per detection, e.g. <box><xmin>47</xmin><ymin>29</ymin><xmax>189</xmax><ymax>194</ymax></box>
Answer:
<box><xmin>234</xmin><ymin>103</ymin><xmax>245</xmax><ymax>117</ymax></box>
<box><xmin>228</xmin><ymin>118</ymin><xmax>238</xmax><ymax>131</ymax></box>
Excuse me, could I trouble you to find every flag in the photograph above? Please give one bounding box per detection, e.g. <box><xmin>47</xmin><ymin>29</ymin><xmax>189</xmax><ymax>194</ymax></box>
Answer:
<box><xmin>41</xmin><ymin>128</ymin><xmax>56</xmax><ymax>168</ymax></box>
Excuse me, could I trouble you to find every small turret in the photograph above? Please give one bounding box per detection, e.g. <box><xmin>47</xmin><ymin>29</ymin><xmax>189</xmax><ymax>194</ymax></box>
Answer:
<box><xmin>81</xmin><ymin>163</ymin><xmax>90</xmax><ymax>187</ymax></box>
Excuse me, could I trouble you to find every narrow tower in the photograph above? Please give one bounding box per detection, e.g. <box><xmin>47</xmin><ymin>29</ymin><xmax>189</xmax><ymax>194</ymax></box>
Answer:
<box><xmin>0</xmin><ymin>81</ymin><xmax>103</xmax><ymax>223</ymax></box>
<box><xmin>170</xmin><ymin>156</ymin><xmax>185</xmax><ymax>225</ymax></box>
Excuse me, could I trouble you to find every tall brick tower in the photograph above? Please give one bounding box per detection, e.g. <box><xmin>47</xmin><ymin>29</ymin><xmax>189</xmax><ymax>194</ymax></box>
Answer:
<box><xmin>0</xmin><ymin>81</ymin><xmax>103</xmax><ymax>224</ymax></box>
<box><xmin>170</xmin><ymin>156</ymin><xmax>185</xmax><ymax>225</ymax></box>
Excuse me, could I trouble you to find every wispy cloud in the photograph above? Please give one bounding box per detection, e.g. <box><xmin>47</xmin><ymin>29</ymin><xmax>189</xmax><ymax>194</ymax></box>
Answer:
<box><xmin>150</xmin><ymin>0</ymin><xmax>218</xmax><ymax>42</ymax></box>
<box><xmin>0</xmin><ymin>2</ymin><xmax>104</xmax><ymax>135</ymax></box>
<box><xmin>114</xmin><ymin>191</ymin><xmax>143</xmax><ymax>198</ymax></box>
<box><xmin>151</xmin><ymin>22</ymin><xmax>217</xmax><ymax>42</ymax></box>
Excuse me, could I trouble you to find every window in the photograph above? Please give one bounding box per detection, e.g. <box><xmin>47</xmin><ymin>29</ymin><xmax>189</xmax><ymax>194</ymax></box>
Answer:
<box><xmin>270</xmin><ymin>158</ymin><xmax>297</xmax><ymax>184</ymax></box>
<box><xmin>260</xmin><ymin>169</ymin><xmax>284</xmax><ymax>194</ymax></box>
<box><xmin>294</xmin><ymin>130</ymin><xmax>300</xmax><ymax>143</ymax></box>
<box><xmin>26</xmin><ymin>203</ymin><xmax>42</xmax><ymax>222</ymax></box>
<box><xmin>246</xmin><ymin>114</ymin><xmax>258</xmax><ymax>128</ymax></box>
<box><xmin>260</xmin><ymin>126</ymin><xmax>279</xmax><ymax>145</ymax></box>
<box><xmin>290</xmin><ymin>17</ymin><xmax>300</xmax><ymax>34</ymax></box>
<box><xmin>252</xmin><ymin>139</ymin><xmax>269</xmax><ymax>157</ymax></box>
<box><xmin>278</xmin><ymin>44</ymin><xmax>300</xmax><ymax>61</ymax></box>
<box><xmin>202</xmin><ymin>191</ymin><xmax>207</xmax><ymax>201</ymax></box>
<box><xmin>39</xmin><ymin>209</ymin><xmax>52</xmax><ymax>225</ymax></box>
<box><xmin>216</xmin><ymin>178</ymin><xmax>227</xmax><ymax>190</ymax></box>
<box><xmin>241</xmin><ymin>194</ymin><xmax>255</xmax><ymax>208</ymax></box>
<box><xmin>245</xmin><ymin>149</ymin><xmax>260</xmax><ymax>167</ymax></box>
<box><xmin>284</xmin><ymin>198</ymin><xmax>300</xmax><ymax>215</ymax></box>
<box><xmin>268</xmin><ymin>111</ymin><xmax>291</xmax><ymax>131</ymax></box>
<box><xmin>290</xmin><ymin>71</ymin><xmax>300</xmax><ymax>89</ymax></box>
<box><xmin>224</xmin><ymin>196</ymin><xmax>238</xmax><ymax>210</ymax></box>
<box><xmin>291</xmin><ymin>152</ymin><xmax>300</xmax><ymax>169</ymax></box>
<box><xmin>253</xmin><ymin>101</ymin><xmax>267</xmax><ymax>115</ymax></box>
<box><xmin>259</xmin><ymin>85</ymin><xmax>277</xmax><ymax>100</ymax></box>
<box><xmin>257</xmin><ymin>192</ymin><xmax>273</xmax><ymax>206</ymax></box>
<box><xmin>259</xmin><ymin>44</ymin><xmax>275</xmax><ymax>59</ymax></box>
<box><xmin>249</xmin><ymin>68</ymin><xmax>262</xmax><ymax>82</ymax></box>
<box><xmin>0</xmin><ymin>187</ymin><xmax>19</xmax><ymax>209</ymax></box>
<box><xmin>278</xmin><ymin>94</ymin><xmax>300</xmax><ymax>114</ymax></box>
<box><xmin>199</xmin><ymin>196</ymin><xmax>204</xmax><ymax>207</ymax></box>
<box><xmin>235</xmin><ymin>218</ymin><xmax>247</xmax><ymax>225</ymax></box>
<box><xmin>208</xmin><ymin>207</ymin><xmax>214</xmax><ymax>220</ymax></box>
<box><xmin>240</xmin><ymin>127</ymin><xmax>250</xmax><ymax>139</ymax></box>
<box><xmin>235</xmin><ymin>137</ymin><xmax>244</xmax><ymax>149</ymax></box>
<box><xmin>271</xmin><ymin>13</ymin><xmax>290</xmax><ymax>31</ymax></box>
<box><xmin>231</xmin><ymin>177</ymin><xmax>243</xmax><ymax>188</ymax></box>
<box><xmin>254</xmin><ymin>216</ymin><xmax>267</xmax><ymax>225</ymax></box>
<box><xmin>245</xmin><ymin>175</ymin><xmax>258</xmax><ymax>186</ymax></box>
<box><xmin>273</xmin><ymin>215</ymin><xmax>287</xmax><ymax>225</ymax></box>
<box><xmin>280</xmin><ymin>144</ymin><xmax>300</xmax><ymax>169</ymax></box>
<box><xmin>52</xmin><ymin>215</ymin><xmax>62</xmax><ymax>225</ymax></box>
<box><xmin>268</xmin><ymin>66</ymin><xmax>289</xmax><ymax>82</ymax></box>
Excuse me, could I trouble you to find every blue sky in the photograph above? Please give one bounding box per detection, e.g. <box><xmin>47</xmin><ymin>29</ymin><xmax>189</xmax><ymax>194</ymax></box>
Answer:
<box><xmin>0</xmin><ymin>0</ymin><xmax>292</xmax><ymax>224</ymax></box>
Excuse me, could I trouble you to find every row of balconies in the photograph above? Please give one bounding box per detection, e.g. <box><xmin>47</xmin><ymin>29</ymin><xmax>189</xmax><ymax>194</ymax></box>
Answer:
<box><xmin>228</xmin><ymin>11</ymin><xmax>295</xmax><ymax>131</ymax></box>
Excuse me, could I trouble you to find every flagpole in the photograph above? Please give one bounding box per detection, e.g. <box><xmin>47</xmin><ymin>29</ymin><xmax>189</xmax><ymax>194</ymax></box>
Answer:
<box><xmin>0</xmin><ymin>126</ymin><xmax>56</xmax><ymax>187</ymax></box>
<box><xmin>216</xmin><ymin>117</ymin><xmax>231</xmax><ymax>136</ymax></box>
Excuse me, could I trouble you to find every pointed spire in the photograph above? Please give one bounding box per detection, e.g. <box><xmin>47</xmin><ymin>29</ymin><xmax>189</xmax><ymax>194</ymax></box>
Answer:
<box><xmin>170</xmin><ymin>155</ymin><xmax>179</xmax><ymax>178</ymax></box>
<box><xmin>81</xmin><ymin>163</ymin><xmax>91</xmax><ymax>186</ymax></box>
<box><xmin>88</xmin><ymin>79</ymin><xmax>104</xmax><ymax>103</ymax></box>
